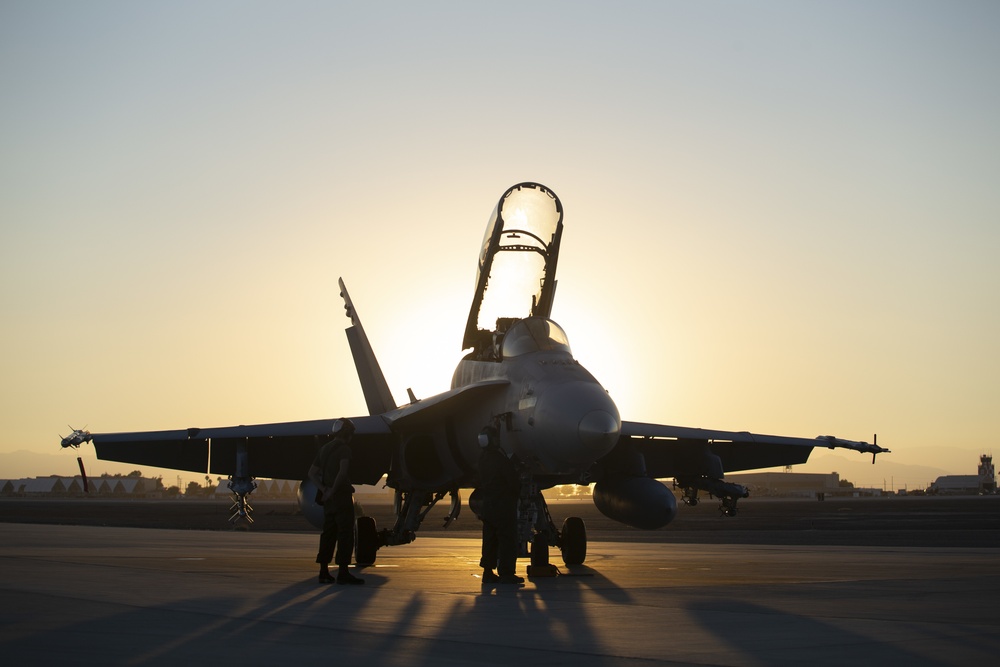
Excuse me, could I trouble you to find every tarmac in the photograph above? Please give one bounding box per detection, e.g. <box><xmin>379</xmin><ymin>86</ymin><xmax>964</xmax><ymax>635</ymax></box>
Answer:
<box><xmin>2</xmin><ymin>504</ymin><xmax>999</xmax><ymax>665</ymax></box>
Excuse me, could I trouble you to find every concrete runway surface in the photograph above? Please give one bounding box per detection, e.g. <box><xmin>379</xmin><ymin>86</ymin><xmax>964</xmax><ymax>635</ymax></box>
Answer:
<box><xmin>4</xmin><ymin>495</ymin><xmax>1000</xmax><ymax>544</ymax></box>
<box><xmin>2</xmin><ymin>522</ymin><xmax>998</xmax><ymax>666</ymax></box>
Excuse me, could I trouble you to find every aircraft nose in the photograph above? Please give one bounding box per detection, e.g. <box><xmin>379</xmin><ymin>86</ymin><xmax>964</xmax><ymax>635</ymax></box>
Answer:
<box><xmin>579</xmin><ymin>409</ymin><xmax>620</xmax><ymax>457</ymax></box>
<box><xmin>529</xmin><ymin>380</ymin><xmax>621</xmax><ymax>470</ymax></box>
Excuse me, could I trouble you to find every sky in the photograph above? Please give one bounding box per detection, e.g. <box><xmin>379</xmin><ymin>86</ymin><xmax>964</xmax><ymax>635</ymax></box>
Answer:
<box><xmin>1</xmin><ymin>1</ymin><xmax>998</xmax><ymax>492</ymax></box>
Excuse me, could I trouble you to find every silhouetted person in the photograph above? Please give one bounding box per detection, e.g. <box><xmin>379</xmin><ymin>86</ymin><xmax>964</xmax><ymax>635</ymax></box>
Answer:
<box><xmin>308</xmin><ymin>418</ymin><xmax>364</xmax><ymax>585</ymax></box>
<box><xmin>477</xmin><ymin>425</ymin><xmax>524</xmax><ymax>584</ymax></box>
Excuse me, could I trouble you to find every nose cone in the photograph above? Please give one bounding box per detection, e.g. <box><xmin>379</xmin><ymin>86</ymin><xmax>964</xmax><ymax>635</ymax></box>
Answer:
<box><xmin>529</xmin><ymin>380</ymin><xmax>621</xmax><ymax>471</ymax></box>
<box><xmin>579</xmin><ymin>409</ymin><xmax>621</xmax><ymax>457</ymax></box>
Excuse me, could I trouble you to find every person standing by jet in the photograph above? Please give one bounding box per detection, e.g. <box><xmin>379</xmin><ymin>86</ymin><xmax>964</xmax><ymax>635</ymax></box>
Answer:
<box><xmin>308</xmin><ymin>418</ymin><xmax>364</xmax><ymax>585</ymax></box>
<box><xmin>477</xmin><ymin>425</ymin><xmax>524</xmax><ymax>584</ymax></box>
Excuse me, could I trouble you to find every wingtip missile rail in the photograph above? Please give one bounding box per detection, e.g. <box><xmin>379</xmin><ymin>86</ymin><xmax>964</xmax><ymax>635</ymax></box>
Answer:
<box><xmin>59</xmin><ymin>427</ymin><xmax>92</xmax><ymax>449</ymax></box>
<box><xmin>817</xmin><ymin>434</ymin><xmax>889</xmax><ymax>464</ymax></box>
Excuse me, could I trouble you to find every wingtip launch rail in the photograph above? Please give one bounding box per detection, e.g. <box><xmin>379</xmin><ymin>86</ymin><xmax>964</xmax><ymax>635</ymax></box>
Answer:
<box><xmin>818</xmin><ymin>434</ymin><xmax>889</xmax><ymax>463</ymax></box>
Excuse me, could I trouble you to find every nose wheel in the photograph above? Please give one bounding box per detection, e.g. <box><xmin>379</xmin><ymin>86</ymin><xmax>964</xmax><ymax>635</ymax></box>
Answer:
<box><xmin>521</xmin><ymin>490</ymin><xmax>589</xmax><ymax>573</ymax></box>
<box><xmin>529</xmin><ymin>515</ymin><xmax>587</xmax><ymax>569</ymax></box>
<box><xmin>559</xmin><ymin>516</ymin><xmax>587</xmax><ymax>565</ymax></box>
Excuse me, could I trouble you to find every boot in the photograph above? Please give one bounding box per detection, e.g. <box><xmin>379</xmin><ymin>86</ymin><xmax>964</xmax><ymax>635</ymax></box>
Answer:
<box><xmin>338</xmin><ymin>566</ymin><xmax>365</xmax><ymax>585</ymax></box>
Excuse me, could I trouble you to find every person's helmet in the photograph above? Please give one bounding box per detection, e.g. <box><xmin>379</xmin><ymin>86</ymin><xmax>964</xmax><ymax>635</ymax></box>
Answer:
<box><xmin>478</xmin><ymin>425</ymin><xmax>499</xmax><ymax>448</ymax></box>
<box><xmin>332</xmin><ymin>418</ymin><xmax>356</xmax><ymax>438</ymax></box>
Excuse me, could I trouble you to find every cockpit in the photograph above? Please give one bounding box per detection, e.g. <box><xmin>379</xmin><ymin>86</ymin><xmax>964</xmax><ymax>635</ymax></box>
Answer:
<box><xmin>501</xmin><ymin>318</ymin><xmax>572</xmax><ymax>358</ymax></box>
<box><xmin>462</xmin><ymin>182</ymin><xmax>564</xmax><ymax>359</ymax></box>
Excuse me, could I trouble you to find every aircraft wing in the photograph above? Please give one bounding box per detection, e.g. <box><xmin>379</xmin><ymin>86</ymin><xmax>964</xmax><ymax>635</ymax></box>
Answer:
<box><xmin>620</xmin><ymin>421</ymin><xmax>888</xmax><ymax>478</ymax></box>
<box><xmin>385</xmin><ymin>379</ymin><xmax>510</xmax><ymax>430</ymax></box>
<box><xmin>90</xmin><ymin>415</ymin><xmax>394</xmax><ymax>485</ymax></box>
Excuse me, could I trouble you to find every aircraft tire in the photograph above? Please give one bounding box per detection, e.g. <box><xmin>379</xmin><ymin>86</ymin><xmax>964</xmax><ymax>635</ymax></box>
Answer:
<box><xmin>560</xmin><ymin>516</ymin><xmax>587</xmax><ymax>565</ymax></box>
<box><xmin>355</xmin><ymin>516</ymin><xmax>379</xmax><ymax>565</ymax></box>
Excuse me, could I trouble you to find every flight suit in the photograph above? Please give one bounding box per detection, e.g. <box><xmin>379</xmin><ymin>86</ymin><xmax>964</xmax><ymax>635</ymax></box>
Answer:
<box><xmin>478</xmin><ymin>443</ymin><xmax>520</xmax><ymax>576</ymax></box>
<box><xmin>313</xmin><ymin>437</ymin><xmax>355</xmax><ymax>567</ymax></box>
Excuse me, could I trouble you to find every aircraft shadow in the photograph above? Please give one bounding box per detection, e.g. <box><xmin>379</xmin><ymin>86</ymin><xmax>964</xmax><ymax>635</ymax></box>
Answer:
<box><xmin>3</xmin><ymin>570</ymin><xmax>632</xmax><ymax>665</ymax></box>
<box><xmin>686</xmin><ymin>598</ymin><xmax>951</xmax><ymax>666</ymax></box>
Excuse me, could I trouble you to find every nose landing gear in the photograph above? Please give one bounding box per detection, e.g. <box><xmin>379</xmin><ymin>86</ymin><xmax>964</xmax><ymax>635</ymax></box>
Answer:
<box><xmin>520</xmin><ymin>487</ymin><xmax>588</xmax><ymax>575</ymax></box>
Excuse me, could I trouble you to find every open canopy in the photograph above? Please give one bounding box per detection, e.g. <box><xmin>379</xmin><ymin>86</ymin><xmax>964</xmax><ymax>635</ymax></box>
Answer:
<box><xmin>463</xmin><ymin>182</ymin><xmax>563</xmax><ymax>352</ymax></box>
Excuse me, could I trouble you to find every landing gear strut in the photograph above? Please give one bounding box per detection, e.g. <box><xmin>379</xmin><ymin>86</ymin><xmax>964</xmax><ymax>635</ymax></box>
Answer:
<box><xmin>355</xmin><ymin>487</ymin><xmax>461</xmax><ymax>565</ymax></box>
<box><xmin>519</xmin><ymin>483</ymin><xmax>588</xmax><ymax>569</ymax></box>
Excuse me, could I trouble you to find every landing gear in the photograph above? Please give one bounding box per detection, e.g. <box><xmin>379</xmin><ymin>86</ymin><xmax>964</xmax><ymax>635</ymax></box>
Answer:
<box><xmin>518</xmin><ymin>487</ymin><xmax>589</xmax><ymax>568</ymax></box>
<box><xmin>355</xmin><ymin>516</ymin><xmax>379</xmax><ymax>565</ymax></box>
<box><xmin>377</xmin><ymin>487</ymin><xmax>462</xmax><ymax>550</ymax></box>
<box><xmin>560</xmin><ymin>516</ymin><xmax>587</xmax><ymax>565</ymax></box>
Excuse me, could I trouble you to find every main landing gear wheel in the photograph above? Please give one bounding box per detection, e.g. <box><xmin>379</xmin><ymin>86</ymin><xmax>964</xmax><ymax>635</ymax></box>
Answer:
<box><xmin>355</xmin><ymin>516</ymin><xmax>379</xmax><ymax>565</ymax></box>
<box><xmin>560</xmin><ymin>516</ymin><xmax>587</xmax><ymax>565</ymax></box>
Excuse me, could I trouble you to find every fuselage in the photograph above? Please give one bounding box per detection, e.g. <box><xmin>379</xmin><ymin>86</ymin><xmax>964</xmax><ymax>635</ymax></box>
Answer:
<box><xmin>450</xmin><ymin>317</ymin><xmax>621</xmax><ymax>482</ymax></box>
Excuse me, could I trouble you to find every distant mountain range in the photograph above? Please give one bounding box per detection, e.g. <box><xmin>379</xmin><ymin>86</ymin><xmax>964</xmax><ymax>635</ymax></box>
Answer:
<box><xmin>789</xmin><ymin>452</ymin><xmax>956</xmax><ymax>492</ymax></box>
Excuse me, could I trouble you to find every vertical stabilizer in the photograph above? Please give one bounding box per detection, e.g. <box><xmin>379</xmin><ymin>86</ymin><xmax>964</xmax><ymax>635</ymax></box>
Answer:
<box><xmin>338</xmin><ymin>278</ymin><xmax>397</xmax><ymax>415</ymax></box>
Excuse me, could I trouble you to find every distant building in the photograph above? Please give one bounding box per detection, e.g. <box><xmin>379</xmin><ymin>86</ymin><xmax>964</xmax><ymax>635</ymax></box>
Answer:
<box><xmin>726</xmin><ymin>472</ymin><xmax>850</xmax><ymax>498</ymax></box>
<box><xmin>928</xmin><ymin>475</ymin><xmax>980</xmax><ymax>495</ymax></box>
<box><xmin>1</xmin><ymin>475</ymin><xmax>162</xmax><ymax>497</ymax></box>
<box><xmin>978</xmin><ymin>454</ymin><xmax>996</xmax><ymax>494</ymax></box>
<box><xmin>212</xmin><ymin>478</ymin><xmax>298</xmax><ymax>499</ymax></box>
<box><xmin>926</xmin><ymin>454</ymin><xmax>997</xmax><ymax>495</ymax></box>
<box><xmin>22</xmin><ymin>477</ymin><xmax>68</xmax><ymax>495</ymax></box>
<box><xmin>89</xmin><ymin>478</ymin><xmax>111</xmax><ymax>495</ymax></box>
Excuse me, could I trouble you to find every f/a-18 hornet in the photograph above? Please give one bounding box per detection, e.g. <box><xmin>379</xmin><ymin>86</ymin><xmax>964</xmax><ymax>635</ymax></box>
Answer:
<box><xmin>63</xmin><ymin>182</ymin><xmax>887</xmax><ymax>566</ymax></box>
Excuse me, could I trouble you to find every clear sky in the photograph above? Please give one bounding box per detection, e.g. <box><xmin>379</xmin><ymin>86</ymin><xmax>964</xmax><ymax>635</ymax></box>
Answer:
<box><xmin>2</xmin><ymin>1</ymin><xmax>997</xmax><ymax>492</ymax></box>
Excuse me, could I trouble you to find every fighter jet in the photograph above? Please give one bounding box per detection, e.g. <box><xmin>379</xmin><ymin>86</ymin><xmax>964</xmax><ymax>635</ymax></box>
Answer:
<box><xmin>62</xmin><ymin>182</ymin><xmax>888</xmax><ymax>565</ymax></box>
